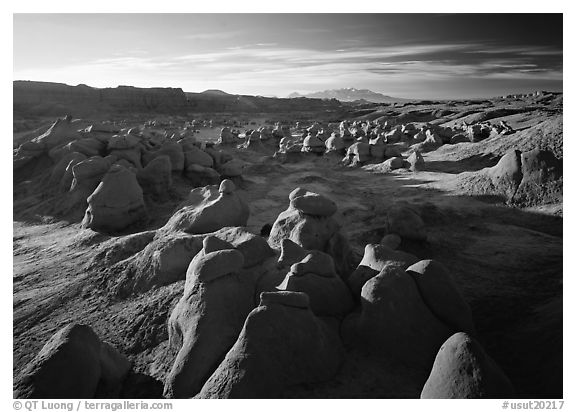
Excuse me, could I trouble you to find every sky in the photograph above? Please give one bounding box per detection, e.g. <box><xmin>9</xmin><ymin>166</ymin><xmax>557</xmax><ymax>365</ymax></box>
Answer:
<box><xmin>13</xmin><ymin>13</ymin><xmax>563</xmax><ymax>99</ymax></box>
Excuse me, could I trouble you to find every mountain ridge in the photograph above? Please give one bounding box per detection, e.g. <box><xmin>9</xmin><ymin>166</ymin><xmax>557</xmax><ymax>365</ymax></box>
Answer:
<box><xmin>288</xmin><ymin>87</ymin><xmax>409</xmax><ymax>103</ymax></box>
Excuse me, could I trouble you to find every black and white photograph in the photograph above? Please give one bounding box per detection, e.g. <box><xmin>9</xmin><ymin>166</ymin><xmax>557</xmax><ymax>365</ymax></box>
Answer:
<box><xmin>9</xmin><ymin>7</ymin><xmax>568</xmax><ymax>406</ymax></box>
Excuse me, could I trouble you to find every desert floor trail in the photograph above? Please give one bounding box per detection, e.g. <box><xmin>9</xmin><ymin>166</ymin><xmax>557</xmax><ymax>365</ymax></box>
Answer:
<box><xmin>13</xmin><ymin>139</ymin><xmax>562</xmax><ymax>397</ymax></box>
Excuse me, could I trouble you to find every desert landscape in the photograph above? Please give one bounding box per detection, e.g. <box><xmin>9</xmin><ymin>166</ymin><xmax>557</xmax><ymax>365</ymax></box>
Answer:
<box><xmin>13</xmin><ymin>13</ymin><xmax>563</xmax><ymax>400</ymax></box>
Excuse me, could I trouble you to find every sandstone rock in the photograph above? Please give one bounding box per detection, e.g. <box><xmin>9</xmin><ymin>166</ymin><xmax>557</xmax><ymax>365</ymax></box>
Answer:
<box><xmin>136</xmin><ymin>155</ymin><xmax>172</xmax><ymax>198</ymax></box>
<box><xmin>487</xmin><ymin>150</ymin><xmax>522</xmax><ymax>200</ymax></box>
<box><xmin>219</xmin><ymin>158</ymin><xmax>247</xmax><ymax>177</ymax></box>
<box><xmin>161</xmin><ymin>181</ymin><xmax>249</xmax><ymax>234</ymax></box>
<box><xmin>211</xmin><ymin>226</ymin><xmax>274</xmax><ymax>268</ymax></box>
<box><xmin>142</xmin><ymin>141</ymin><xmax>184</xmax><ymax>172</ymax></box>
<box><xmin>325</xmin><ymin>134</ymin><xmax>345</xmax><ymax>152</ymax></box>
<box><xmin>290</xmin><ymin>190</ymin><xmax>337</xmax><ymax>217</ymax></box>
<box><xmin>347</xmin><ymin>243</ymin><xmax>419</xmax><ymax>295</ymax></box>
<box><xmin>183</xmin><ymin>146</ymin><xmax>214</xmax><ymax>169</ymax></box>
<box><xmin>184</xmin><ymin>164</ymin><xmax>221</xmax><ymax>187</ymax></box>
<box><xmin>98</xmin><ymin>342</ymin><xmax>132</xmax><ymax>397</ymax></box>
<box><xmin>14</xmin><ymin>324</ymin><xmax>102</xmax><ymax>398</ymax></box>
<box><xmin>198</xmin><ymin>291</ymin><xmax>344</xmax><ymax>398</ymax></box>
<box><xmin>49</xmin><ymin>152</ymin><xmax>87</xmax><ymax>187</ymax></box>
<box><xmin>421</xmin><ymin>332</ymin><xmax>514</xmax><ymax>398</ymax></box>
<box><xmin>381</xmin><ymin>233</ymin><xmax>402</xmax><ymax>249</ymax></box>
<box><xmin>407</xmin><ymin>151</ymin><xmax>425</xmax><ymax>171</ymax></box>
<box><xmin>82</xmin><ymin>165</ymin><xmax>148</xmax><ymax>233</ymax></box>
<box><xmin>277</xmin><ymin>238</ymin><xmax>309</xmax><ymax>268</ymax></box>
<box><xmin>342</xmin><ymin>269</ymin><xmax>453</xmax><ymax>369</ymax></box>
<box><xmin>406</xmin><ymin>260</ymin><xmax>475</xmax><ymax>334</ymax></box>
<box><xmin>277</xmin><ymin>252</ymin><xmax>354</xmax><ymax>316</ymax></box>
<box><xmin>386</xmin><ymin>203</ymin><xmax>427</xmax><ymax>241</ymax></box>
<box><xmin>513</xmin><ymin>149</ymin><xmax>562</xmax><ymax>205</ymax></box>
<box><xmin>165</xmin><ymin>249</ymin><xmax>255</xmax><ymax>398</ymax></box>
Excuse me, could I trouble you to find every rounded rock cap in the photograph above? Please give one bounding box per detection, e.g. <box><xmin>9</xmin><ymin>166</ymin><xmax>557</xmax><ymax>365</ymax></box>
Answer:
<box><xmin>219</xmin><ymin>179</ymin><xmax>236</xmax><ymax>194</ymax></box>
<box><xmin>259</xmin><ymin>291</ymin><xmax>310</xmax><ymax>309</ymax></box>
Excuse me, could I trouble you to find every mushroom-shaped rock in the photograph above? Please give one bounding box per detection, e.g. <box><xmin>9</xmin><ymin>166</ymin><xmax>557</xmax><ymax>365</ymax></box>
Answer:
<box><xmin>143</xmin><ymin>141</ymin><xmax>184</xmax><ymax>172</ymax></box>
<box><xmin>386</xmin><ymin>203</ymin><xmax>427</xmax><ymax>241</ymax></box>
<box><xmin>70</xmin><ymin>156</ymin><xmax>112</xmax><ymax>193</ymax></box>
<box><xmin>277</xmin><ymin>252</ymin><xmax>354</xmax><ymax>316</ymax></box>
<box><xmin>217</xmin><ymin>127</ymin><xmax>236</xmax><ymax>144</ymax></box>
<box><xmin>268</xmin><ymin>202</ymin><xmax>355</xmax><ymax>279</ymax></box>
<box><xmin>161</xmin><ymin>181</ymin><xmax>249</xmax><ymax>234</ymax></box>
<box><xmin>290</xmin><ymin>190</ymin><xmax>337</xmax><ymax>217</ymax></box>
<box><xmin>407</xmin><ymin>151</ymin><xmax>425</xmax><ymax>171</ymax></box>
<box><xmin>347</xmin><ymin>243</ymin><xmax>419</xmax><ymax>295</ymax></box>
<box><xmin>219</xmin><ymin>158</ymin><xmax>247</xmax><ymax>177</ymax></box>
<box><xmin>302</xmin><ymin>135</ymin><xmax>325</xmax><ymax>153</ymax></box>
<box><xmin>184</xmin><ymin>164</ymin><xmax>221</xmax><ymax>187</ymax></box>
<box><xmin>342</xmin><ymin>269</ymin><xmax>453</xmax><ymax>370</ymax></box>
<box><xmin>183</xmin><ymin>146</ymin><xmax>214</xmax><ymax>169</ymax></box>
<box><xmin>277</xmin><ymin>238</ymin><xmax>309</xmax><ymax>268</ymax></box>
<box><xmin>164</xmin><ymin>248</ymin><xmax>256</xmax><ymax>398</ymax></box>
<box><xmin>136</xmin><ymin>155</ymin><xmax>172</xmax><ymax>198</ymax></box>
<box><xmin>211</xmin><ymin>226</ymin><xmax>274</xmax><ymax>268</ymax></box>
<box><xmin>406</xmin><ymin>260</ymin><xmax>475</xmax><ymax>335</ymax></box>
<box><xmin>82</xmin><ymin>165</ymin><xmax>148</xmax><ymax>233</ymax></box>
<box><xmin>325</xmin><ymin>134</ymin><xmax>345</xmax><ymax>152</ymax></box>
<box><xmin>486</xmin><ymin>150</ymin><xmax>522</xmax><ymax>200</ymax></box>
<box><xmin>513</xmin><ymin>149</ymin><xmax>562</xmax><ymax>205</ymax></box>
<box><xmin>421</xmin><ymin>332</ymin><xmax>514</xmax><ymax>398</ymax></box>
<box><xmin>14</xmin><ymin>324</ymin><xmax>102</xmax><ymax>398</ymax></box>
<box><xmin>344</xmin><ymin>142</ymin><xmax>370</xmax><ymax>164</ymax></box>
<box><xmin>198</xmin><ymin>291</ymin><xmax>344</xmax><ymax>398</ymax></box>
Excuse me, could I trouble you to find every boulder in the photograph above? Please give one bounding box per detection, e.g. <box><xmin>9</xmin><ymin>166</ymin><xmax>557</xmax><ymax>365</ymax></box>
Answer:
<box><xmin>161</xmin><ymin>180</ymin><xmax>249</xmax><ymax>234</ymax></box>
<box><xmin>421</xmin><ymin>332</ymin><xmax>514</xmax><ymax>398</ymax></box>
<box><xmin>290</xmin><ymin>189</ymin><xmax>337</xmax><ymax>217</ymax></box>
<box><xmin>14</xmin><ymin>324</ymin><xmax>102</xmax><ymax>398</ymax></box>
<box><xmin>386</xmin><ymin>203</ymin><xmax>427</xmax><ymax>241</ymax></box>
<box><xmin>348</xmin><ymin>243</ymin><xmax>419</xmax><ymax>295</ymax></box>
<box><xmin>487</xmin><ymin>150</ymin><xmax>523</xmax><ymax>200</ymax></box>
<box><xmin>164</xmin><ymin>248</ymin><xmax>255</xmax><ymax>398</ymax></box>
<box><xmin>143</xmin><ymin>141</ymin><xmax>184</xmax><ymax>172</ymax></box>
<box><xmin>268</xmin><ymin>205</ymin><xmax>355</xmax><ymax>280</ymax></box>
<box><xmin>198</xmin><ymin>291</ymin><xmax>344</xmax><ymax>398</ymax></box>
<box><xmin>406</xmin><ymin>260</ymin><xmax>475</xmax><ymax>334</ymax></box>
<box><xmin>407</xmin><ymin>151</ymin><xmax>425</xmax><ymax>171</ymax></box>
<box><xmin>136</xmin><ymin>155</ymin><xmax>172</xmax><ymax>198</ymax></box>
<box><xmin>277</xmin><ymin>252</ymin><xmax>354</xmax><ymax>316</ymax></box>
<box><xmin>325</xmin><ymin>134</ymin><xmax>345</xmax><ymax>152</ymax></box>
<box><xmin>183</xmin><ymin>146</ymin><xmax>214</xmax><ymax>169</ymax></box>
<box><xmin>342</xmin><ymin>269</ymin><xmax>453</xmax><ymax>369</ymax></box>
<box><xmin>211</xmin><ymin>227</ymin><xmax>274</xmax><ymax>268</ymax></box>
<box><xmin>219</xmin><ymin>158</ymin><xmax>247</xmax><ymax>178</ymax></box>
<box><xmin>49</xmin><ymin>152</ymin><xmax>87</xmax><ymax>187</ymax></box>
<box><xmin>184</xmin><ymin>164</ymin><xmax>221</xmax><ymax>187</ymax></box>
<box><xmin>513</xmin><ymin>149</ymin><xmax>562</xmax><ymax>205</ymax></box>
<box><xmin>82</xmin><ymin>165</ymin><xmax>148</xmax><ymax>233</ymax></box>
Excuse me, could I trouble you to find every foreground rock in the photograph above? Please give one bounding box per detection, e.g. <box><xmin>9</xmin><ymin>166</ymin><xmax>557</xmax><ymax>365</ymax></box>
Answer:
<box><xmin>14</xmin><ymin>324</ymin><xmax>131</xmax><ymax>399</ymax></box>
<box><xmin>164</xmin><ymin>244</ymin><xmax>256</xmax><ymax>398</ymax></box>
<box><xmin>421</xmin><ymin>332</ymin><xmax>514</xmax><ymax>398</ymax></box>
<box><xmin>198</xmin><ymin>291</ymin><xmax>344</xmax><ymax>398</ymax></box>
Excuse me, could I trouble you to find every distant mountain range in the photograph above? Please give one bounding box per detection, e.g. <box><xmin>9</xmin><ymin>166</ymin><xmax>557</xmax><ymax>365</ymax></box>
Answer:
<box><xmin>288</xmin><ymin>88</ymin><xmax>408</xmax><ymax>103</ymax></box>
